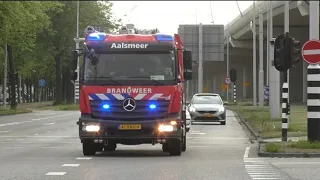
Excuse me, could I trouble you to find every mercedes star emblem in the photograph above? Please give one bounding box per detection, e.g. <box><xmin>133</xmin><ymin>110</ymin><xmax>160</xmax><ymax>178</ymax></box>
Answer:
<box><xmin>123</xmin><ymin>98</ymin><xmax>136</xmax><ymax>112</ymax></box>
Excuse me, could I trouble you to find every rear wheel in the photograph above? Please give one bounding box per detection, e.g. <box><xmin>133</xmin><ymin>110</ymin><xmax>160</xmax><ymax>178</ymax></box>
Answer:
<box><xmin>82</xmin><ymin>140</ymin><xmax>96</xmax><ymax>156</ymax></box>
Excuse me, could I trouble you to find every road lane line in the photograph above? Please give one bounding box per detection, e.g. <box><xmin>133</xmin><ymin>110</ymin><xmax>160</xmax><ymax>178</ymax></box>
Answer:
<box><xmin>0</xmin><ymin>130</ymin><xmax>11</xmax><ymax>134</ymax></box>
<box><xmin>76</xmin><ymin>157</ymin><xmax>92</xmax><ymax>160</ymax></box>
<box><xmin>272</xmin><ymin>161</ymin><xmax>320</xmax><ymax>165</ymax></box>
<box><xmin>62</xmin><ymin>164</ymin><xmax>80</xmax><ymax>167</ymax></box>
<box><xmin>244</xmin><ymin>146</ymin><xmax>250</xmax><ymax>158</ymax></box>
<box><xmin>45</xmin><ymin>172</ymin><xmax>67</xmax><ymax>176</ymax></box>
<box><xmin>44</xmin><ymin>122</ymin><xmax>56</xmax><ymax>125</ymax></box>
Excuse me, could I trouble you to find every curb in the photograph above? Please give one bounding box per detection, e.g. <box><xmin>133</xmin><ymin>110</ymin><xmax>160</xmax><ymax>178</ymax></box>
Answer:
<box><xmin>258</xmin><ymin>142</ymin><xmax>320</xmax><ymax>158</ymax></box>
<box><xmin>227</xmin><ymin>107</ymin><xmax>261</xmax><ymax>142</ymax></box>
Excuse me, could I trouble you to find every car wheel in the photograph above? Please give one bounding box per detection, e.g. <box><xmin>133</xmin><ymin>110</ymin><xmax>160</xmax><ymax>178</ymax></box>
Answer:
<box><xmin>182</xmin><ymin>132</ymin><xmax>186</xmax><ymax>152</ymax></box>
<box><xmin>82</xmin><ymin>140</ymin><xmax>96</xmax><ymax>156</ymax></box>
<box><xmin>186</xmin><ymin>127</ymin><xmax>190</xmax><ymax>132</ymax></box>
<box><xmin>168</xmin><ymin>139</ymin><xmax>182</xmax><ymax>156</ymax></box>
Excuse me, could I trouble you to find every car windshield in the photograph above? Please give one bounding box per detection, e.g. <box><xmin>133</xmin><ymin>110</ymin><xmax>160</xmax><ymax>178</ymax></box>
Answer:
<box><xmin>84</xmin><ymin>52</ymin><xmax>175</xmax><ymax>81</ymax></box>
<box><xmin>191</xmin><ymin>96</ymin><xmax>222</xmax><ymax>105</ymax></box>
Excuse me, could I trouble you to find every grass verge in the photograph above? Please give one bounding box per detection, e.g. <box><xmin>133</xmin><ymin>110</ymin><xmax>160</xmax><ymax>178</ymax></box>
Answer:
<box><xmin>36</xmin><ymin>104</ymin><xmax>79</xmax><ymax>111</ymax></box>
<box><xmin>0</xmin><ymin>108</ymin><xmax>32</xmax><ymax>116</ymax></box>
<box><xmin>265</xmin><ymin>140</ymin><xmax>320</xmax><ymax>153</ymax></box>
<box><xmin>228</xmin><ymin>103</ymin><xmax>306</xmax><ymax>139</ymax></box>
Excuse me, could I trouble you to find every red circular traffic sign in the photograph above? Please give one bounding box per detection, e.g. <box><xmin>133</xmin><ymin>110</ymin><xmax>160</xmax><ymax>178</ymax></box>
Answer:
<box><xmin>301</xmin><ymin>40</ymin><xmax>320</xmax><ymax>64</ymax></box>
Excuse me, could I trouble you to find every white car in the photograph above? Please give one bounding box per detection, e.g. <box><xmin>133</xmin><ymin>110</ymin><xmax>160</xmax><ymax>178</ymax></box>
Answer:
<box><xmin>186</xmin><ymin>110</ymin><xmax>191</xmax><ymax>132</ymax></box>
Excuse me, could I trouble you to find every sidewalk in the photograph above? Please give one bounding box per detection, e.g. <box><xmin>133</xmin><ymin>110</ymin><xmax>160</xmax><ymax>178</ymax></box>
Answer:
<box><xmin>261</xmin><ymin>136</ymin><xmax>307</xmax><ymax>143</ymax></box>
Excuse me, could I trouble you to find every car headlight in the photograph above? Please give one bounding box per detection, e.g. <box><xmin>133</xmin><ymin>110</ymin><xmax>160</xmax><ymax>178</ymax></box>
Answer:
<box><xmin>189</xmin><ymin>106</ymin><xmax>196</xmax><ymax>112</ymax></box>
<box><xmin>82</xmin><ymin>124</ymin><xmax>100</xmax><ymax>132</ymax></box>
<box><xmin>218</xmin><ymin>107</ymin><xmax>225</xmax><ymax>112</ymax></box>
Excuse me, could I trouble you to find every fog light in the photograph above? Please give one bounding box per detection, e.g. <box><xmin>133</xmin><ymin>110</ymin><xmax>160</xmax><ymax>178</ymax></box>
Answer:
<box><xmin>170</xmin><ymin>121</ymin><xmax>177</xmax><ymax>125</ymax></box>
<box><xmin>158</xmin><ymin>125</ymin><xmax>174</xmax><ymax>132</ymax></box>
<box><xmin>84</xmin><ymin>125</ymin><xmax>100</xmax><ymax>132</ymax></box>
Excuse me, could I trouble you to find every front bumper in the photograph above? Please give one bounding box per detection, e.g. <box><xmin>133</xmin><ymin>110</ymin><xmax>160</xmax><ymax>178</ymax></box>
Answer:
<box><xmin>189</xmin><ymin>111</ymin><xmax>226</xmax><ymax>122</ymax></box>
<box><xmin>77</xmin><ymin>116</ymin><xmax>182</xmax><ymax>144</ymax></box>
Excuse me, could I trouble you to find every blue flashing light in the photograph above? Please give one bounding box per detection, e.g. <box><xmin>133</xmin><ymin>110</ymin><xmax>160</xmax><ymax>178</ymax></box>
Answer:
<box><xmin>149</xmin><ymin>104</ymin><xmax>157</xmax><ymax>110</ymax></box>
<box><xmin>155</xmin><ymin>34</ymin><xmax>173</xmax><ymax>41</ymax></box>
<box><xmin>87</xmin><ymin>32</ymin><xmax>106</xmax><ymax>41</ymax></box>
<box><xmin>102</xmin><ymin>104</ymin><xmax>110</xmax><ymax>109</ymax></box>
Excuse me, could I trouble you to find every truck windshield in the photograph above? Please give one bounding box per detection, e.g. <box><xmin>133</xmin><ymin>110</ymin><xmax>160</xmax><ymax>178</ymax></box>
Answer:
<box><xmin>84</xmin><ymin>52</ymin><xmax>175</xmax><ymax>81</ymax></box>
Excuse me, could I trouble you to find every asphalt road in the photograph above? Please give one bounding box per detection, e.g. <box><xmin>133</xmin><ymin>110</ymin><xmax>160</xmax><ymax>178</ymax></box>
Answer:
<box><xmin>0</xmin><ymin>110</ymin><xmax>295</xmax><ymax>180</ymax></box>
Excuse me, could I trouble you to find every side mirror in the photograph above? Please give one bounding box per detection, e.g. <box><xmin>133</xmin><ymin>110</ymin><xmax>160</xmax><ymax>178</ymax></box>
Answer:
<box><xmin>223</xmin><ymin>101</ymin><xmax>229</xmax><ymax>105</ymax></box>
<box><xmin>183</xmin><ymin>50</ymin><xmax>192</xmax><ymax>80</ymax></box>
<box><xmin>71</xmin><ymin>72</ymin><xmax>78</xmax><ymax>81</ymax></box>
<box><xmin>71</xmin><ymin>50</ymin><xmax>78</xmax><ymax>71</ymax></box>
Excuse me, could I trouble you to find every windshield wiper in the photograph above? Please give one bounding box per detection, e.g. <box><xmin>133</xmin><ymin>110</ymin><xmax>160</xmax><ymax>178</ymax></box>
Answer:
<box><xmin>86</xmin><ymin>77</ymin><xmax>121</xmax><ymax>85</ymax></box>
<box><xmin>124</xmin><ymin>76</ymin><xmax>164</xmax><ymax>86</ymax></box>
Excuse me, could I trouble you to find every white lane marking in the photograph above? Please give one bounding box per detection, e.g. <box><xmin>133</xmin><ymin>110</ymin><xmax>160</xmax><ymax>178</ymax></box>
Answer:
<box><xmin>45</xmin><ymin>172</ymin><xmax>67</xmax><ymax>176</ymax></box>
<box><xmin>62</xmin><ymin>164</ymin><xmax>80</xmax><ymax>167</ymax></box>
<box><xmin>0</xmin><ymin>130</ymin><xmax>12</xmax><ymax>134</ymax></box>
<box><xmin>4</xmin><ymin>147</ymin><xmax>25</xmax><ymax>149</ymax></box>
<box><xmin>0</xmin><ymin>136</ymin><xmax>78</xmax><ymax>138</ymax></box>
<box><xmin>272</xmin><ymin>161</ymin><xmax>320</xmax><ymax>165</ymax></box>
<box><xmin>44</xmin><ymin>122</ymin><xmax>55</xmax><ymax>125</ymax></box>
<box><xmin>0</xmin><ymin>113</ymin><xmax>76</xmax><ymax>128</ymax></box>
<box><xmin>244</xmin><ymin>146</ymin><xmax>250</xmax><ymax>158</ymax></box>
<box><xmin>41</xmin><ymin>147</ymin><xmax>62</xmax><ymax>148</ymax></box>
<box><xmin>76</xmin><ymin>157</ymin><xmax>92</xmax><ymax>160</ymax></box>
<box><xmin>252</xmin><ymin>178</ymin><xmax>284</xmax><ymax>180</ymax></box>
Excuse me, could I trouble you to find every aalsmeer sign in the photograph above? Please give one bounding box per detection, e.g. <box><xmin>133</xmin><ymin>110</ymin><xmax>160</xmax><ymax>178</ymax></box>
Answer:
<box><xmin>86</xmin><ymin>41</ymin><xmax>174</xmax><ymax>52</ymax></box>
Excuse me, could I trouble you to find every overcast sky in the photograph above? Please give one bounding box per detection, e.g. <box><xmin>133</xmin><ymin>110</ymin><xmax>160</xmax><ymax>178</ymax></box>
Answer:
<box><xmin>111</xmin><ymin>1</ymin><xmax>253</xmax><ymax>34</ymax></box>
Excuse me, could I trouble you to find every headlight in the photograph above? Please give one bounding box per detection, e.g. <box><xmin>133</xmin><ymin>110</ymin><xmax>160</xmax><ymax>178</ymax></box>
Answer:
<box><xmin>158</xmin><ymin>125</ymin><xmax>174</xmax><ymax>132</ymax></box>
<box><xmin>218</xmin><ymin>107</ymin><xmax>225</xmax><ymax>112</ymax></box>
<box><xmin>82</xmin><ymin>124</ymin><xmax>100</xmax><ymax>132</ymax></box>
<box><xmin>189</xmin><ymin>106</ymin><xmax>196</xmax><ymax>112</ymax></box>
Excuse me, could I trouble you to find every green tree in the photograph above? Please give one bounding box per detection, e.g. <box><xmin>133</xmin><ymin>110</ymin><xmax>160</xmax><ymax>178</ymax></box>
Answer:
<box><xmin>38</xmin><ymin>1</ymin><xmax>120</xmax><ymax>105</ymax></box>
<box><xmin>0</xmin><ymin>1</ymin><xmax>61</xmax><ymax>109</ymax></box>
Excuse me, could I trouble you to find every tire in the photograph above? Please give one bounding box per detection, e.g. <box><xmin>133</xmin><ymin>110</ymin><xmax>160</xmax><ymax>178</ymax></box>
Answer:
<box><xmin>104</xmin><ymin>143</ymin><xmax>117</xmax><ymax>152</ymax></box>
<box><xmin>82</xmin><ymin>140</ymin><xmax>96</xmax><ymax>156</ymax></box>
<box><xmin>162</xmin><ymin>143</ymin><xmax>169</xmax><ymax>152</ymax></box>
<box><xmin>186</xmin><ymin>127</ymin><xmax>190</xmax><ymax>132</ymax></box>
<box><xmin>182</xmin><ymin>135</ymin><xmax>186</xmax><ymax>152</ymax></box>
<box><xmin>168</xmin><ymin>139</ymin><xmax>182</xmax><ymax>156</ymax></box>
<box><xmin>220</xmin><ymin>121</ymin><xmax>226</xmax><ymax>125</ymax></box>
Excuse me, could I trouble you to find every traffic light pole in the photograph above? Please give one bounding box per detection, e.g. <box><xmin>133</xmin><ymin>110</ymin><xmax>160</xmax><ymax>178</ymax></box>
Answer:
<box><xmin>307</xmin><ymin>1</ymin><xmax>320</xmax><ymax>142</ymax></box>
<box><xmin>233</xmin><ymin>82</ymin><xmax>236</xmax><ymax>104</ymax></box>
<box><xmin>284</xmin><ymin>1</ymin><xmax>290</xmax><ymax>127</ymax></box>
<box><xmin>282</xmin><ymin>71</ymin><xmax>289</xmax><ymax>142</ymax></box>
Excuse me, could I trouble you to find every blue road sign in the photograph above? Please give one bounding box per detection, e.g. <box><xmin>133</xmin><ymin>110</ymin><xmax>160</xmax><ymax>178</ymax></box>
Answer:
<box><xmin>39</xmin><ymin>79</ymin><xmax>46</xmax><ymax>87</ymax></box>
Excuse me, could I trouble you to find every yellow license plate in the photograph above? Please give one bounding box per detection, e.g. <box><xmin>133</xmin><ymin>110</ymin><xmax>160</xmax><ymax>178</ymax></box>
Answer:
<box><xmin>203</xmin><ymin>113</ymin><xmax>213</xmax><ymax>117</ymax></box>
<box><xmin>119</xmin><ymin>124</ymin><xmax>141</xmax><ymax>130</ymax></box>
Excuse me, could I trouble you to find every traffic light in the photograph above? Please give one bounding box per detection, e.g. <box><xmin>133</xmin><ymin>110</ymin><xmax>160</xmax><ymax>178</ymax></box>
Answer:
<box><xmin>290</xmin><ymin>38</ymin><xmax>300</xmax><ymax>66</ymax></box>
<box><xmin>230</xmin><ymin>69</ymin><xmax>237</xmax><ymax>82</ymax></box>
<box><xmin>274</xmin><ymin>32</ymin><xmax>299</xmax><ymax>72</ymax></box>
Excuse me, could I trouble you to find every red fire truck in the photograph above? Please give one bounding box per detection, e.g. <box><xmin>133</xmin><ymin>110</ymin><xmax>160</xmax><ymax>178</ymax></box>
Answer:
<box><xmin>71</xmin><ymin>24</ymin><xmax>192</xmax><ymax>156</ymax></box>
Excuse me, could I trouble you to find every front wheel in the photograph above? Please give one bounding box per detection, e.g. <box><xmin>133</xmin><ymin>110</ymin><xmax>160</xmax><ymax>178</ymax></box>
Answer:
<box><xmin>168</xmin><ymin>139</ymin><xmax>182</xmax><ymax>156</ymax></box>
<box><xmin>82</xmin><ymin>140</ymin><xmax>96</xmax><ymax>156</ymax></box>
<box><xmin>182</xmin><ymin>135</ymin><xmax>186</xmax><ymax>152</ymax></box>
